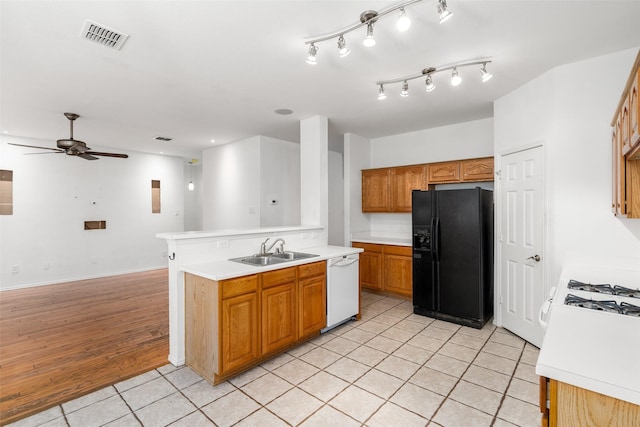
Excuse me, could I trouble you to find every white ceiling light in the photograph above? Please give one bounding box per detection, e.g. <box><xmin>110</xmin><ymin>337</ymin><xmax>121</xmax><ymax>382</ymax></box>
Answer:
<box><xmin>306</xmin><ymin>43</ymin><xmax>318</xmax><ymax>64</ymax></box>
<box><xmin>337</xmin><ymin>35</ymin><xmax>350</xmax><ymax>57</ymax></box>
<box><xmin>437</xmin><ymin>0</ymin><xmax>453</xmax><ymax>23</ymax></box>
<box><xmin>397</xmin><ymin>8</ymin><xmax>411</xmax><ymax>32</ymax></box>
<box><xmin>375</xmin><ymin>59</ymin><xmax>492</xmax><ymax>99</ymax></box>
<box><xmin>303</xmin><ymin>0</ymin><xmax>453</xmax><ymax>63</ymax></box>
<box><xmin>363</xmin><ymin>22</ymin><xmax>376</xmax><ymax>47</ymax></box>
<box><xmin>480</xmin><ymin>63</ymin><xmax>493</xmax><ymax>82</ymax></box>
<box><xmin>378</xmin><ymin>84</ymin><xmax>387</xmax><ymax>100</ymax></box>
<box><xmin>400</xmin><ymin>81</ymin><xmax>410</xmax><ymax>97</ymax></box>
<box><xmin>451</xmin><ymin>67</ymin><xmax>462</xmax><ymax>86</ymax></box>
<box><xmin>425</xmin><ymin>75</ymin><xmax>436</xmax><ymax>92</ymax></box>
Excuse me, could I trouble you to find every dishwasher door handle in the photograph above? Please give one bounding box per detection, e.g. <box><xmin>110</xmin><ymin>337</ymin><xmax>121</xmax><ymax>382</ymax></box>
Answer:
<box><xmin>330</xmin><ymin>257</ymin><xmax>358</xmax><ymax>267</ymax></box>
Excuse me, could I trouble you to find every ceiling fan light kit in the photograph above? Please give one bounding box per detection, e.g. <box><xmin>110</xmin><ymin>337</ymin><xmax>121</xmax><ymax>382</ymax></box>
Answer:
<box><xmin>8</xmin><ymin>113</ymin><xmax>129</xmax><ymax>160</ymax></box>
<box><xmin>303</xmin><ymin>0</ymin><xmax>493</xmax><ymax>100</ymax></box>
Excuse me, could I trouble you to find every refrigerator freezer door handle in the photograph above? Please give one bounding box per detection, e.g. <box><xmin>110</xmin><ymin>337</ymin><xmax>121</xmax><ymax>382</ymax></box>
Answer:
<box><xmin>434</xmin><ymin>217</ymin><xmax>440</xmax><ymax>261</ymax></box>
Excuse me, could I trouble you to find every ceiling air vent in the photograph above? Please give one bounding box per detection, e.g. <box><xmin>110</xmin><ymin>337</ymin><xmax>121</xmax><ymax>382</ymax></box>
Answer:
<box><xmin>154</xmin><ymin>136</ymin><xmax>173</xmax><ymax>142</ymax></box>
<box><xmin>81</xmin><ymin>20</ymin><xmax>129</xmax><ymax>50</ymax></box>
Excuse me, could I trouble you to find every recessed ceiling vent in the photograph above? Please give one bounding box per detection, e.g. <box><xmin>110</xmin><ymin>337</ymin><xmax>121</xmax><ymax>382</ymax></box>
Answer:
<box><xmin>154</xmin><ymin>136</ymin><xmax>173</xmax><ymax>142</ymax></box>
<box><xmin>81</xmin><ymin>20</ymin><xmax>129</xmax><ymax>50</ymax></box>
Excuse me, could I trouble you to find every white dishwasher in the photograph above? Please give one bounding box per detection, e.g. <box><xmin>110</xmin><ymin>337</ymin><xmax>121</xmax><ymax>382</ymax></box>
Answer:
<box><xmin>323</xmin><ymin>254</ymin><xmax>360</xmax><ymax>332</ymax></box>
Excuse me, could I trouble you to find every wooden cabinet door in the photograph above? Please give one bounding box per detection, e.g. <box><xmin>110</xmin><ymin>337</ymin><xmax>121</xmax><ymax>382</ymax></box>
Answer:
<box><xmin>352</xmin><ymin>243</ymin><xmax>383</xmax><ymax>291</ymax></box>
<box><xmin>391</xmin><ymin>165</ymin><xmax>426</xmax><ymax>212</ymax></box>
<box><xmin>428</xmin><ymin>161</ymin><xmax>460</xmax><ymax>183</ymax></box>
<box><xmin>382</xmin><ymin>245</ymin><xmax>413</xmax><ymax>297</ymax></box>
<box><xmin>631</xmin><ymin>70</ymin><xmax>639</xmax><ymax>144</ymax></box>
<box><xmin>298</xmin><ymin>273</ymin><xmax>326</xmax><ymax>339</ymax></box>
<box><xmin>612</xmin><ymin>126</ymin><xmax>621</xmax><ymax>215</ymax></box>
<box><xmin>621</xmin><ymin>95</ymin><xmax>631</xmax><ymax>154</ymax></box>
<box><xmin>221</xmin><ymin>291</ymin><xmax>260</xmax><ymax>375</ymax></box>
<box><xmin>461</xmin><ymin>157</ymin><xmax>494</xmax><ymax>182</ymax></box>
<box><xmin>261</xmin><ymin>267</ymin><xmax>297</xmax><ymax>355</ymax></box>
<box><xmin>362</xmin><ymin>168</ymin><xmax>391</xmax><ymax>212</ymax></box>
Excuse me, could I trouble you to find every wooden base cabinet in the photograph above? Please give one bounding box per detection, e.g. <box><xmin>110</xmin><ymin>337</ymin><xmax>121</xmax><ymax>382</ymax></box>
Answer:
<box><xmin>540</xmin><ymin>377</ymin><xmax>640</xmax><ymax>427</ymax></box>
<box><xmin>185</xmin><ymin>261</ymin><xmax>327</xmax><ymax>384</ymax></box>
<box><xmin>352</xmin><ymin>242</ymin><xmax>412</xmax><ymax>298</ymax></box>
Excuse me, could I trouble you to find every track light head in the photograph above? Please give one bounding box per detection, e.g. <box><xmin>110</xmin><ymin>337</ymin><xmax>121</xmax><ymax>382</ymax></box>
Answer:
<box><xmin>400</xmin><ymin>81</ymin><xmax>409</xmax><ymax>97</ymax></box>
<box><xmin>337</xmin><ymin>35</ymin><xmax>350</xmax><ymax>57</ymax></box>
<box><xmin>438</xmin><ymin>0</ymin><xmax>453</xmax><ymax>24</ymax></box>
<box><xmin>396</xmin><ymin>8</ymin><xmax>411</xmax><ymax>32</ymax></box>
<box><xmin>363</xmin><ymin>22</ymin><xmax>376</xmax><ymax>47</ymax></box>
<box><xmin>306</xmin><ymin>43</ymin><xmax>318</xmax><ymax>64</ymax></box>
<box><xmin>425</xmin><ymin>75</ymin><xmax>436</xmax><ymax>92</ymax></box>
<box><xmin>480</xmin><ymin>63</ymin><xmax>493</xmax><ymax>82</ymax></box>
<box><xmin>451</xmin><ymin>68</ymin><xmax>462</xmax><ymax>86</ymax></box>
<box><xmin>378</xmin><ymin>84</ymin><xmax>387</xmax><ymax>100</ymax></box>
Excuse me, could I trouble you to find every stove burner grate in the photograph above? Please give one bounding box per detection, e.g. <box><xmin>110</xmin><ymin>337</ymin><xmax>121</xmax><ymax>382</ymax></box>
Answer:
<box><xmin>564</xmin><ymin>294</ymin><xmax>621</xmax><ymax>313</ymax></box>
<box><xmin>614</xmin><ymin>285</ymin><xmax>640</xmax><ymax>299</ymax></box>
<box><xmin>620</xmin><ymin>302</ymin><xmax>640</xmax><ymax>317</ymax></box>
<box><xmin>567</xmin><ymin>280</ymin><xmax>615</xmax><ymax>294</ymax></box>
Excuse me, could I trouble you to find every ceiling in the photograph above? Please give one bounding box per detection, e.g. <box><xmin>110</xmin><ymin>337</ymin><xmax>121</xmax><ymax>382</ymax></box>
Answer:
<box><xmin>2</xmin><ymin>1</ymin><xmax>640</xmax><ymax>159</ymax></box>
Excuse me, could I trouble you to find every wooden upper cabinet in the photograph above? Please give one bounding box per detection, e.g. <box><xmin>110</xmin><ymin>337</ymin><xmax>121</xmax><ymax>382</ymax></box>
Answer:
<box><xmin>462</xmin><ymin>157</ymin><xmax>494</xmax><ymax>182</ymax></box>
<box><xmin>391</xmin><ymin>165</ymin><xmax>426</xmax><ymax>212</ymax></box>
<box><xmin>362</xmin><ymin>168</ymin><xmax>391</xmax><ymax>212</ymax></box>
<box><xmin>428</xmin><ymin>161</ymin><xmax>460</xmax><ymax>183</ymax></box>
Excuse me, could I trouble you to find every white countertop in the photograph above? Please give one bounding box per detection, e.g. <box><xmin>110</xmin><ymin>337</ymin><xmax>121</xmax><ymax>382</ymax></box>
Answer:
<box><xmin>157</xmin><ymin>225</ymin><xmax>322</xmax><ymax>241</ymax></box>
<box><xmin>182</xmin><ymin>245</ymin><xmax>363</xmax><ymax>281</ymax></box>
<box><xmin>535</xmin><ymin>263</ymin><xmax>640</xmax><ymax>406</ymax></box>
<box><xmin>350</xmin><ymin>232</ymin><xmax>412</xmax><ymax>247</ymax></box>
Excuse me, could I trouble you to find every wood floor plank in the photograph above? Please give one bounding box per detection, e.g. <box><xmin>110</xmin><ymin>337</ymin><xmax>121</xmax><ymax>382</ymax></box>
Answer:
<box><xmin>0</xmin><ymin>269</ymin><xmax>169</xmax><ymax>425</ymax></box>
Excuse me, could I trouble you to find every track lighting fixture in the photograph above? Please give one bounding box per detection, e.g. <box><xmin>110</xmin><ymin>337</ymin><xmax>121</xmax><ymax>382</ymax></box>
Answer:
<box><xmin>337</xmin><ymin>35</ymin><xmax>350</xmax><ymax>57</ymax></box>
<box><xmin>304</xmin><ymin>0</ymin><xmax>453</xmax><ymax>64</ymax></box>
<box><xmin>397</xmin><ymin>8</ymin><xmax>411</xmax><ymax>32</ymax></box>
<box><xmin>306</xmin><ymin>43</ymin><xmax>318</xmax><ymax>64</ymax></box>
<box><xmin>425</xmin><ymin>75</ymin><xmax>435</xmax><ymax>92</ymax></box>
<box><xmin>400</xmin><ymin>81</ymin><xmax>410</xmax><ymax>97</ymax></box>
<box><xmin>437</xmin><ymin>0</ymin><xmax>453</xmax><ymax>23</ymax></box>
<box><xmin>451</xmin><ymin>67</ymin><xmax>462</xmax><ymax>86</ymax></box>
<box><xmin>375</xmin><ymin>59</ymin><xmax>492</xmax><ymax>100</ymax></box>
<box><xmin>378</xmin><ymin>84</ymin><xmax>387</xmax><ymax>100</ymax></box>
<box><xmin>480</xmin><ymin>63</ymin><xmax>493</xmax><ymax>82</ymax></box>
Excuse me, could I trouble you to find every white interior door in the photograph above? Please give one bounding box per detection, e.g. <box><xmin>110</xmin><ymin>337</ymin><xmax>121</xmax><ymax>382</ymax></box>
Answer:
<box><xmin>499</xmin><ymin>146</ymin><xmax>544</xmax><ymax>347</ymax></box>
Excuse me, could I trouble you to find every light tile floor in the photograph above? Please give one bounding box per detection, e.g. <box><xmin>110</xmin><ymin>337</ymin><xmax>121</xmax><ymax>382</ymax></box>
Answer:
<box><xmin>9</xmin><ymin>292</ymin><xmax>541</xmax><ymax>427</ymax></box>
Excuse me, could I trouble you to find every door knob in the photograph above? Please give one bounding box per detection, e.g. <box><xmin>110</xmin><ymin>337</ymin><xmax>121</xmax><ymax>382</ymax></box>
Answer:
<box><xmin>527</xmin><ymin>254</ymin><xmax>541</xmax><ymax>262</ymax></box>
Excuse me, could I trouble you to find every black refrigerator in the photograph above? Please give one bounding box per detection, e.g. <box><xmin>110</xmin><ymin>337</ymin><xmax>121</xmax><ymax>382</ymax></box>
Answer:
<box><xmin>412</xmin><ymin>188</ymin><xmax>493</xmax><ymax>329</ymax></box>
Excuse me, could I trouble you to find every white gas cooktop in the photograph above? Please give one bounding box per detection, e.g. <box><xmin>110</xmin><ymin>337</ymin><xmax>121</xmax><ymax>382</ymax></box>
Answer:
<box><xmin>536</xmin><ymin>262</ymin><xmax>640</xmax><ymax>405</ymax></box>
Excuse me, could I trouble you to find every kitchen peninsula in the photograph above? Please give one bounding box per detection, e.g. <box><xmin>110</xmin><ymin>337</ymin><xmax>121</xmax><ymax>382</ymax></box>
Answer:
<box><xmin>157</xmin><ymin>226</ymin><xmax>362</xmax><ymax>383</ymax></box>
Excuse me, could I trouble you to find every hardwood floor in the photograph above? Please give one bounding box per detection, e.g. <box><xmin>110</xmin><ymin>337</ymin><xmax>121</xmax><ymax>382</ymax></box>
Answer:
<box><xmin>0</xmin><ymin>269</ymin><xmax>169</xmax><ymax>425</ymax></box>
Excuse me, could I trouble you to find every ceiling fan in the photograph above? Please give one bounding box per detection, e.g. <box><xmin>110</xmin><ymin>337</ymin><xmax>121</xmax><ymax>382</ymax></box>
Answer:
<box><xmin>8</xmin><ymin>112</ymin><xmax>129</xmax><ymax>160</ymax></box>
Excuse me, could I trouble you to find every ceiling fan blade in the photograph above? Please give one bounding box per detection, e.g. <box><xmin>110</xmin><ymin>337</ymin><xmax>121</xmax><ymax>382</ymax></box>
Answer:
<box><xmin>24</xmin><ymin>151</ymin><xmax>66</xmax><ymax>155</ymax></box>
<box><xmin>8</xmin><ymin>142</ymin><xmax>63</xmax><ymax>152</ymax></box>
<box><xmin>78</xmin><ymin>153</ymin><xmax>99</xmax><ymax>160</ymax></box>
<box><xmin>86</xmin><ymin>151</ymin><xmax>129</xmax><ymax>159</ymax></box>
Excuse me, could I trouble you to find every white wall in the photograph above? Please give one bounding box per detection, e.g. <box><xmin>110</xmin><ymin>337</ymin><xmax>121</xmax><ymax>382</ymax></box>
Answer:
<box><xmin>344</xmin><ymin>133</ymin><xmax>372</xmax><ymax>242</ymax></box>
<box><xmin>184</xmin><ymin>162</ymin><xmax>203</xmax><ymax>231</ymax></box>
<box><xmin>260</xmin><ymin>137</ymin><xmax>301</xmax><ymax>227</ymax></box>
<box><xmin>328</xmin><ymin>150</ymin><xmax>345</xmax><ymax>245</ymax></box>
<box><xmin>0</xmin><ymin>136</ymin><xmax>184</xmax><ymax>290</ymax></box>
<box><xmin>202</xmin><ymin>135</ymin><xmax>301</xmax><ymax>230</ymax></box>
<box><xmin>494</xmin><ymin>47</ymin><xmax>640</xmax><ymax>290</ymax></box>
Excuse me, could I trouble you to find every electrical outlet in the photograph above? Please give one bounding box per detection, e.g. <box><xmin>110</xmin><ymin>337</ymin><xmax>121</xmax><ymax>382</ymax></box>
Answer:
<box><xmin>162</xmin><ymin>251</ymin><xmax>167</xmax><ymax>258</ymax></box>
<box><xmin>44</xmin><ymin>262</ymin><xmax>50</xmax><ymax>270</ymax></box>
<box><xmin>217</xmin><ymin>240</ymin><xmax>229</xmax><ymax>248</ymax></box>
<box><xmin>11</xmin><ymin>265</ymin><xmax>19</xmax><ymax>274</ymax></box>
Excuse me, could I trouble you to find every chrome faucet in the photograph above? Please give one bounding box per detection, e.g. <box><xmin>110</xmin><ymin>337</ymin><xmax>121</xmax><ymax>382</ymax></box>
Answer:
<box><xmin>260</xmin><ymin>238</ymin><xmax>286</xmax><ymax>255</ymax></box>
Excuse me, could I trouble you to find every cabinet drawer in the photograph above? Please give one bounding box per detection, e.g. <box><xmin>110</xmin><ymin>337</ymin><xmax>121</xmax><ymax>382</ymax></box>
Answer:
<box><xmin>221</xmin><ymin>275</ymin><xmax>258</xmax><ymax>299</ymax></box>
<box><xmin>352</xmin><ymin>242</ymin><xmax>382</xmax><ymax>253</ymax></box>
<box><xmin>298</xmin><ymin>261</ymin><xmax>326</xmax><ymax>280</ymax></box>
<box><xmin>262</xmin><ymin>266</ymin><xmax>296</xmax><ymax>288</ymax></box>
<box><xmin>383</xmin><ymin>245</ymin><xmax>412</xmax><ymax>256</ymax></box>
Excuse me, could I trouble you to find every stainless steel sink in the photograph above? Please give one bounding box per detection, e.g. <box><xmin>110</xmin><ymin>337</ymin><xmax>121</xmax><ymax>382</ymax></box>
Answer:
<box><xmin>229</xmin><ymin>251</ymin><xmax>318</xmax><ymax>266</ymax></box>
<box><xmin>271</xmin><ymin>251</ymin><xmax>319</xmax><ymax>261</ymax></box>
